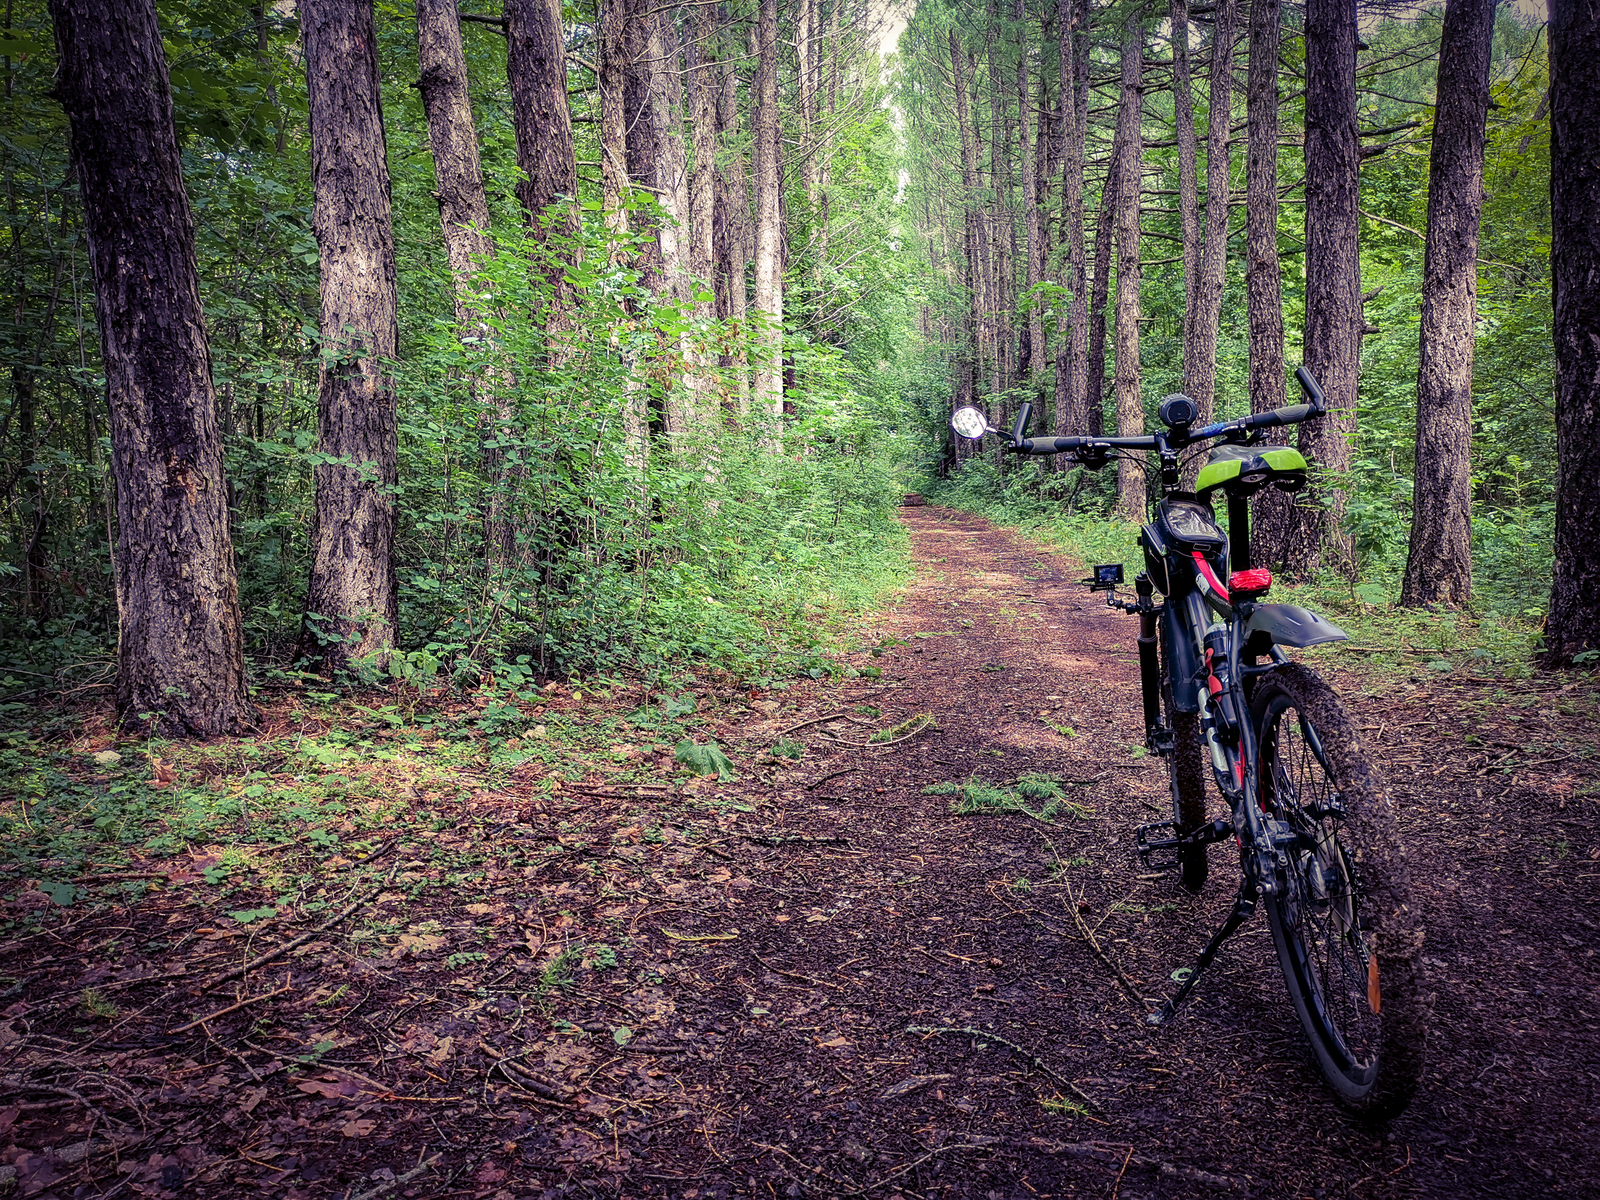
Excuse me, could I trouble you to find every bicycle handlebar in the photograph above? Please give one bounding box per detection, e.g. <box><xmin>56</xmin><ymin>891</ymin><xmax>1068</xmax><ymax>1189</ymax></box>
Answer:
<box><xmin>1005</xmin><ymin>367</ymin><xmax>1328</xmax><ymax>458</ymax></box>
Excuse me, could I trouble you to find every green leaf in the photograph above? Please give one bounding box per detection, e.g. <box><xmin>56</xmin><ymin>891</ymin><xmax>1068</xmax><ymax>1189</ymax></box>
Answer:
<box><xmin>228</xmin><ymin>907</ymin><xmax>278</xmax><ymax>924</ymax></box>
<box><xmin>674</xmin><ymin>738</ymin><xmax>735</xmax><ymax>780</ymax></box>
<box><xmin>613</xmin><ymin>1025</ymin><xmax>633</xmax><ymax>1045</ymax></box>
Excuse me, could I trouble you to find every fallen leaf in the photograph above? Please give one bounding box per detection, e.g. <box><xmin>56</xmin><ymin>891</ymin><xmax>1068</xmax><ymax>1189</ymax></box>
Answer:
<box><xmin>817</xmin><ymin>1036</ymin><xmax>850</xmax><ymax>1049</ymax></box>
<box><xmin>340</xmin><ymin>1118</ymin><xmax>377</xmax><ymax>1138</ymax></box>
<box><xmin>879</xmin><ymin>1073</ymin><xmax>953</xmax><ymax>1099</ymax></box>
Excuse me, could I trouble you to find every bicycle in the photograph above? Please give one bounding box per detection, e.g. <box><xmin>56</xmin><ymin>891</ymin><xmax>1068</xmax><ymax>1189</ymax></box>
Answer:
<box><xmin>950</xmin><ymin>369</ymin><xmax>1429</xmax><ymax>1120</ymax></box>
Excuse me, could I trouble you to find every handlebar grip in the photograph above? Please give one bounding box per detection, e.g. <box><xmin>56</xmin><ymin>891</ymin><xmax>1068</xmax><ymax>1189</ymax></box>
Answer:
<box><xmin>1294</xmin><ymin>366</ymin><xmax>1326</xmax><ymax>411</ymax></box>
<box><xmin>1259</xmin><ymin>402</ymin><xmax>1316</xmax><ymax>428</ymax></box>
<box><xmin>1019</xmin><ymin>435</ymin><xmax>1069</xmax><ymax>454</ymax></box>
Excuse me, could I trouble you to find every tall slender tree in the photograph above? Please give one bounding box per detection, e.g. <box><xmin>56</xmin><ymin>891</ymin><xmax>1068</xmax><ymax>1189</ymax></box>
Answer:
<box><xmin>1289</xmin><ymin>0</ymin><xmax>1362</xmax><ymax>577</ymax></box>
<box><xmin>753</xmin><ymin>0</ymin><xmax>784</xmax><ymax>428</ymax></box>
<box><xmin>951</xmin><ymin>28</ymin><xmax>985</xmax><ymax>411</ymax></box>
<box><xmin>415</xmin><ymin>0</ymin><xmax>517</xmax><ymax>570</ymax></box>
<box><xmin>1544</xmin><ymin>0</ymin><xmax>1600</xmax><ymax>665</ymax></box>
<box><xmin>1017</xmin><ymin>0</ymin><xmax>1044</xmax><ymax>393</ymax></box>
<box><xmin>1400</xmin><ymin>0</ymin><xmax>1494</xmax><ymax>608</ymax></box>
<box><xmin>1187</xmin><ymin>0</ymin><xmax>1234</xmax><ymax>442</ymax></box>
<box><xmin>1244</xmin><ymin>0</ymin><xmax>1291</xmax><ymax>564</ymax></box>
<box><xmin>505</xmin><ymin>0</ymin><xmax>578</xmax><ymax>322</ymax></box>
<box><xmin>298</xmin><ymin>0</ymin><xmax>400</xmax><ymax>673</ymax></box>
<box><xmin>49</xmin><ymin>0</ymin><xmax>253</xmax><ymax>734</ymax></box>
<box><xmin>1111</xmin><ymin>19</ymin><xmax>1147</xmax><ymax>523</ymax></box>
<box><xmin>1052</xmin><ymin>0</ymin><xmax>1091</xmax><ymax>444</ymax></box>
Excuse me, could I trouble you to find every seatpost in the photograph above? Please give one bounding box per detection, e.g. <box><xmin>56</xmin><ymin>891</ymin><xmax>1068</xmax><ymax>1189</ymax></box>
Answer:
<box><xmin>1228</xmin><ymin>492</ymin><xmax>1251</xmax><ymax>572</ymax></box>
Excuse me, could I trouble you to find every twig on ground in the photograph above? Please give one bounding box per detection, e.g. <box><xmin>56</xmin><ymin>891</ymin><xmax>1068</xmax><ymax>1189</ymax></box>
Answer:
<box><xmin>1066</xmin><ymin>881</ymin><xmax>1154</xmax><ymax>1008</ymax></box>
<box><xmin>198</xmin><ymin>864</ymin><xmax>398</xmax><ymax>993</ymax></box>
<box><xmin>343</xmin><ymin>1153</ymin><xmax>443</xmax><ymax>1200</ymax></box>
<box><xmin>904</xmin><ymin>1025</ymin><xmax>1102</xmax><ymax>1113</ymax></box>
<box><xmin>772</xmin><ymin>711</ymin><xmax>849</xmax><ymax>740</ymax></box>
<box><xmin>1111</xmin><ymin>1142</ymin><xmax>1135</xmax><ymax>1200</ymax></box>
<box><xmin>806</xmin><ymin>767</ymin><xmax>859</xmax><ymax>791</ymax></box>
<box><xmin>168</xmin><ymin>975</ymin><xmax>293</xmax><ymax>1033</ymax></box>
<box><xmin>752</xmin><ymin>952</ymin><xmax>842</xmax><ymax>990</ymax></box>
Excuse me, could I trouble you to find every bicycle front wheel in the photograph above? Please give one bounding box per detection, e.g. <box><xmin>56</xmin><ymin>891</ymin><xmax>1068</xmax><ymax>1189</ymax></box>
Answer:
<box><xmin>1251</xmin><ymin>663</ymin><xmax>1429</xmax><ymax>1120</ymax></box>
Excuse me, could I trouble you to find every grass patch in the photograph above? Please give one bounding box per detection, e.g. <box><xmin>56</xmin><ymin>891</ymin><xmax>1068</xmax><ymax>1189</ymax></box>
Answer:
<box><xmin>924</xmin><ymin>773</ymin><xmax>1092</xmax><ymax>823</ymax></box>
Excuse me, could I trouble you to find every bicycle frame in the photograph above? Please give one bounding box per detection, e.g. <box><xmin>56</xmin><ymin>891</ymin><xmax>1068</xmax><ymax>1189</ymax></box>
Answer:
<box><xmin>954</xmin><ymin>370</ymin><xmax>1345</xmax><ymax>1023</ymax></box>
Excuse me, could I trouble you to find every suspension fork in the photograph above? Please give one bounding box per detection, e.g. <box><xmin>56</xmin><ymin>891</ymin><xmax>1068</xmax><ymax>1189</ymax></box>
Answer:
<box><xmin>1134</xmin><ymin>573</ymin><xmax>1162</xmax><ymax>747</ymax></box>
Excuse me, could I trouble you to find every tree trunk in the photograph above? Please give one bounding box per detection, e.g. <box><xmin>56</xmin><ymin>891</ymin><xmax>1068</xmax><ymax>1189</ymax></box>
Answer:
<box><xmin>1543</xmin><ymin>0</ymin><xmax>1600</xmax><ymax>665</ymax></box>
<box><xmin>1170</xmin><ymin>0</ymin><xmax>1201</xmax><ymax>389</ymax></box>
<box><xmin>1111</xmin><ymin>21</ymin><xmax>1146</xmax><ymax>523</ymax></box>
<box><xmin>599</xmin><ymin>0</ymin><xmax>631</xmax><ymax>238</ymax></box>
<box><xmin>951</xmin><ymin>29</ymin><xmax>985</xmax><ymax>413</ymax></box>
<box><xmin>1400</xmin><ymin>0</ymin><xmax>1493</xmax><ymax>609</ymax></box>
<box><xmin>716</xmin><ymin>53</ymin><xmax>751</xmax><ymax>420</ymax></box>
<box><xmin>1245</xmin><ymin>0</ymin><xmax>1291</xmax><ymax>566</ymax></box>
<box><xmin>415</xmin><ymin>0</ymin><xmax>516</xmax><ymax>573</ymax></box>
<box><xmin>752</xmin><ymin>0</ymin><xmax>783</xmax><ymax>430</ymax></box>
<box><xmin>987</xmin><ymin>16</ymin><xmax>1014</xmax><ymax>408</ymax></box>
<box><xmin>624</xmin><ymin>0</ymin><xmax>662</xmax><ymax>298</ymax></box>
<box><xmin>1287</xmin><ymin>0</ymin><xmax>1362</xmax><ymax>578</ymax></box>
<box><xmin>49</xmin><ymin>0</ymin><xmax>253</xmax><ymax>732</ymax></box>
<box><xmin>1188</xmin><ymin>0</ymin><xmax>1235</xmax><ymax>443</ymax></box>
<box><xmin>505</xmin><ymin>0</ymin><xmax>578</xmax><ymax>321</ymax></box>
<box><xmin>1054</xmin><ymin>0</ymin><xmax>1091</xmax><ymax>444</ymax></box>
<box><xmin>298</xmin><ymin>0</ymin><xmax>400</xmax><ymax>673</ymax></box>
<box><xmin>1017</xmin><ymin>0</ymin><xmax>1043</xmax><ymax>397</ymax></box>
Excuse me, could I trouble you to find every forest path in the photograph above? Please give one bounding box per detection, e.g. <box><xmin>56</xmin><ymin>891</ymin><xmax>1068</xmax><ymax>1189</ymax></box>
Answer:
<box><xmin>4</xmin><ymin>507</ymin><xmax>1596</xmax><ymax>1199</ymax></box>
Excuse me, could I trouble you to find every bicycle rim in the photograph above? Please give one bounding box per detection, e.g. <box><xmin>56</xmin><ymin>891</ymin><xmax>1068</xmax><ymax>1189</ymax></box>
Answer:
<box><xmin>1254</xmin><ymin>669</ymin><xmax>1426</xmax><ymax>1117</ymax></box>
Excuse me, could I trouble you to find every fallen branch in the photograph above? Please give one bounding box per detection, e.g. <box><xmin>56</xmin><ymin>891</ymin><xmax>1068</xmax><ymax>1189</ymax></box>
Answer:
<box><xmin>1066</xmin><ymin>881</ymin><xmax>1154</xmax><ymax>1008</ymax></box>
<box><xmin>198</xmin><ymin>864</ymin><xmax>398</xmax><ymax>993</ymax></box>
<box><xmin>904</xmin><ymin>1025</ymin><xmax>1102</xmax><ymax>1114</ymax></box>
<box><xmin>772</xmin><ymin>711</ymin><xmax>849</xmax><ymax>740</ymax></box>
<box><xmin>752</xmin><ymin>952</ymin><xmax>842</xmax><ymax>990</ymax></box>
<box><xmin>344</xmin><ymin>1153</ymin><xmax>444</xmax><ymax>1200</ymax></box>
<box><xmin>806</xmin><ymin>767</ymin><xmax>860</xmax><ymax>791</ymax></box>
<box><xmin>169</xmin><ymin>976</ymin><xmax>293</xmax><ymax>1034</ymax></box>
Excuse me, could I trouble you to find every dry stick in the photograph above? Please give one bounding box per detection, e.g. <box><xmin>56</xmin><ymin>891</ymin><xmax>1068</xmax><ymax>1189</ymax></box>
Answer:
<box><xmin>198</xmin><ymin>1021</ymin><xmax>263</xmax><ymax>1084</ymax></box>
<box><xmin>772</xmin><ymin>710</ymin><xmax>849</xmax><ymax>740</ymax></box>
<box><xmin>168</xmin><ymin>975</ymin><xmax>293</xmax><ymax>1034</ymax></box>
<box><xmin>806</xmin><ymin>767</ymin><xmax>860</xmax><ymax>791</ymax></box>
<box><xmin>1110</xmin><ymin>1142</ymin><xmax>1135</xmax><ymax>1200</ymax></box>
<box><xmin>1066</xmin><ymin>881</ymin><xmax>1153</xmax><ymax>1008</ymax></box>
<box><xmin>905</xmin><ymin>1025</ymin><xmax>1102</xmax><ymax>1114</ymax></box>
<box><xmin>343</xmin><ymin>1153</ymin><xmax>443</xmax><ymax>1200</ymax></box>
<box><xmin>198</xmin><ymin>864</ymin><xmax>398</xmax><ymax>994</ymax></box>
<box><xmin>751</xmin><ymin>951</ymin><xmax>842</xmax><ymax>991</ymax></box>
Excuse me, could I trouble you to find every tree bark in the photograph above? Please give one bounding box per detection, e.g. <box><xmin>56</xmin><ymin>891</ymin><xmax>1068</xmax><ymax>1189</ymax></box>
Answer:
<box><xmin>1017</xmin><ymin>0</ymin><xmax>1044</xmax><ymax>396</ymax></box>
<box><xmin>752</xmin><ymin>0</ymin><xmax>783</xmax><ymax>430</ymax></box>
<box><xmin>415</xmin><ymin>0</ymin><xmax>516</xmax><ymax>572</ymax></box>
<box><xmin>1288</xmin><ymin>0</ymin><xmax>1362</xmax><ymax>578</ymax></box>
<box><xmin>987</xmin><ymin>14</ymin><xmax>1014</xmax><ymax>409</ymax></box>
<box><xmin>298</xmin><ymin>0</ymin><xmax>400</xmax><ymax>674</ymax></box>
<box><xmin>1188</xmin><ymin>0</ymin><xmax>1234</xmax><ymax>443</ymax></box>
<box><xmin>951</xmin><ymin>29</ymin><xmax>985</xmax><ymax>412</ymax></box>
<box><xmin>1544</xmin><ymin>0</ymin><xmax>1600</xmax><ymax>665</ymax></box>
<box><xmin>716</xmin><ymin>52</ymin><xmax>751</xmax><ymax>419</ymax></box>
<box><xmin>1245</xmin><ymin>0</ymin><xmax>1291</xmax><ymax>565</ymax></box>
<box><xmin>1111</xmin><ymin>21</ymin><xmax>1146</xmax><ymax>523</ymax></box>
<box><xmin>49</xmin><ymin>0</ymin><xmax>253</xmax><ymax>734</ymax></box>
<box><xmin>1053</xmin><ymin>0</ymin><xmax>1091</xmax><ymax>443</ymax></box>
<box><xmin>1400</xmin><ymin>0</ymin><xmax>1493</xmax><ymax>609</ymax></box>
<box><xmin>599</xmin><ymin>0</ymin><xmax>631</xmax><ymax>238</ymax></box>
<box><xmin>505</xmin><ymin>0</ymin><xmax>578</xmax><ymax>318</ymax></box>
<box><xmin>1170</xmin><ymin>0</ymin><xmax>1201</xmax><ymax>392</ymax></box>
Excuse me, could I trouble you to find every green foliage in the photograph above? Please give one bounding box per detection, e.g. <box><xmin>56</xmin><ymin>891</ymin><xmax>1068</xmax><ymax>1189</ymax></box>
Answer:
<box><xmin>925</xmin><ymin>773</ymin><xmax>1087</xmax><ymax>822</ymax></box>
<box><xmin>674</xmin><ymin>738</ymin><xmax>736</xmax><ymax>781</ymax></box>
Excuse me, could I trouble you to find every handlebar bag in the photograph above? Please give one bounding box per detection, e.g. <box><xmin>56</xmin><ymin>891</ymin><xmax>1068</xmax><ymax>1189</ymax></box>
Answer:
<box><xmin>1195</xmin><ymin>444</ymin><xmax>1308</xmax><ymax>500</ymax></box>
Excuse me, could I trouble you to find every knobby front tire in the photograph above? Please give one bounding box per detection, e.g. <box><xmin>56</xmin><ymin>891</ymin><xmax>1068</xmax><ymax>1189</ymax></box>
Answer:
<box><xmin>1161</xmin><ymin>635</ymin><xmax>1209</xmax><ymax>893</ymax></box>
<box><xmin>1251</xmin><ymin>663</ymin><xmax>1430</xmax><ymax>1120</ymax></box>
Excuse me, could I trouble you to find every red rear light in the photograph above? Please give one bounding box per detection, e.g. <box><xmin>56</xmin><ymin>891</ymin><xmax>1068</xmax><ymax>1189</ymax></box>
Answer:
<box><xmin>1229</xmin><ymin>568</ymin><xmax>1272</xmax><ymax>597</ymax></box>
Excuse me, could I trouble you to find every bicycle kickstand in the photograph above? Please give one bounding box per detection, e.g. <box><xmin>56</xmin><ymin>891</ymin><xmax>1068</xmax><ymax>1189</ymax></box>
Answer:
<box><xmin>1146</xmin><ymin>881</ymin><xmax>1259</xmax><ymax>1026</ymax></box>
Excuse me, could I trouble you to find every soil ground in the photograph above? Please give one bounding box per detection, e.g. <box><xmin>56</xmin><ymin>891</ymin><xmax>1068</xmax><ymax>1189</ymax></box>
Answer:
<box><xmin>3</xmin><ymin>506</ymin><xmax>1599</xmax><ymax>1199</ymax></box>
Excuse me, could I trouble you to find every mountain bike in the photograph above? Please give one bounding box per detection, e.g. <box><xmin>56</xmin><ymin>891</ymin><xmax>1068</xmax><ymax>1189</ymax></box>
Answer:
<box><xmin>950</xmin><ymin>370</ymin><xmax>1429</xmax><ymax>1120</ymax></box>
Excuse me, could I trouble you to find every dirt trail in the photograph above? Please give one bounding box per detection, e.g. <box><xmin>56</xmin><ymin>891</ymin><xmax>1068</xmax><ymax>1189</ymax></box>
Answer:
<box><xmin>4</xmin><ymin>507</ymin><xmax>1597</xmax><ymax>1198</ymax></box>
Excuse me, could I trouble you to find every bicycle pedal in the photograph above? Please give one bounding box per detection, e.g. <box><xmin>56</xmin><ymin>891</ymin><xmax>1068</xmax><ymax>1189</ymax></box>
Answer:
<box><xmin>1136</xmin><ymin>821</ymin><xmax>1183</xmax><ymax>871</ymax></box>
